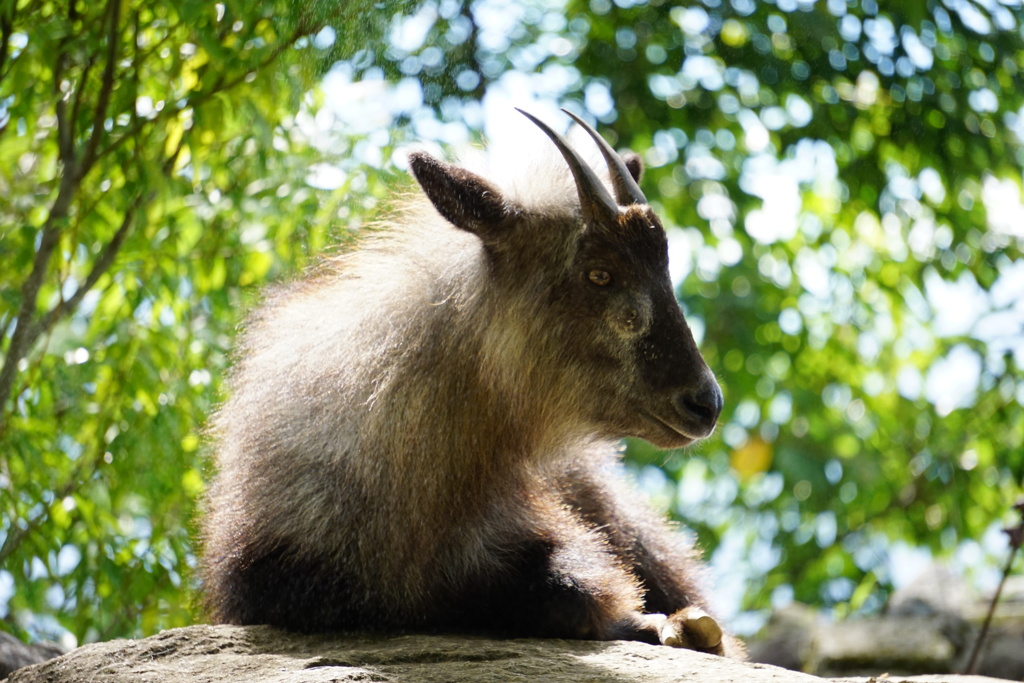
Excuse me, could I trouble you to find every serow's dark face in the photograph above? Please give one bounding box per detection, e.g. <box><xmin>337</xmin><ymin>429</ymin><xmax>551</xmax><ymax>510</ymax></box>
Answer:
<box><xmin>518</xmin><ymin>108</ymin><xmax>722</xmax><ymax>449</ymax></box>
<box><xmin>564</xmin><ymin>205</ymin><xmax>722</xmax><ymax>449</ymax></box>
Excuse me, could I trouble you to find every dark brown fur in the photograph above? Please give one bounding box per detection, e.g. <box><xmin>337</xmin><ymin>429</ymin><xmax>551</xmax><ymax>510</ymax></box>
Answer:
<box><xmin>201</xmin><ymin>114</ymin><xmax>744</xmax><ymax>657</ymax></box>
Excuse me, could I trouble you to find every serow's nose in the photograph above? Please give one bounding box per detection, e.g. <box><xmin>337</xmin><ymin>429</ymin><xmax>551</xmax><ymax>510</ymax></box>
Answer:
<box><xmin>673</xmin><ymin>381</ymin><xmax>724</xmax><ymax>437</ymax></box>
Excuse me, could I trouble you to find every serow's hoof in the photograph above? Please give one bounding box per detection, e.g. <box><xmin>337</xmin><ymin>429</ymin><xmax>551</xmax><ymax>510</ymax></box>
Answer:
<box><xmin>659</xmin><ymin>606</ymin><xmax>724</xmax><ymax>654</ymax></box>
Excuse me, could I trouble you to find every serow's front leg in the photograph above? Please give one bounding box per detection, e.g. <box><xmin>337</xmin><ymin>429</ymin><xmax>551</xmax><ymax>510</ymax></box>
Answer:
<box><xmin>614</xmin><ymin>607</ymin><xmax>724</xmax><ymax>654</ymax></box>
<box><xmin>460</xmin><ymin>532</ymin><xmax>725</xmax><ymax>651</ymax></box>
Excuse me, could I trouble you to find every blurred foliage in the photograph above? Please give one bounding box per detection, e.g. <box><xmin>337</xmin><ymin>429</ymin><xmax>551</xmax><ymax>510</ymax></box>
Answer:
<box><xmin>2</xmin><ymin>0</ymin><xmax>1023</xmax><ymax>647</ymax></box>
<box><xmin>0</xmin><ymin>0</ymin><xmax>408</xmax><ymax>644</ymax></box>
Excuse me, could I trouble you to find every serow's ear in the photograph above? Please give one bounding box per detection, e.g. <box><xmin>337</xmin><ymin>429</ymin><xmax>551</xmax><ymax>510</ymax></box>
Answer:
<box><xmin>621</xmin><ymin>152</ymin><xmax>643</xmax><ymax>183</ymax></box>
<box><xmin>408</xmin><ymin>152</ymin><xmax>511</xmax><ymax>245</ymax></box>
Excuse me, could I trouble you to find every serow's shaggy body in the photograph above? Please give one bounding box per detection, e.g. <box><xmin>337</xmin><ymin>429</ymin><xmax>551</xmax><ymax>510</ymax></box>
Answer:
<box><xmin>202</xmin><ymin>110</ymin><xmax>743</xmax><ymax>657</ymax></box>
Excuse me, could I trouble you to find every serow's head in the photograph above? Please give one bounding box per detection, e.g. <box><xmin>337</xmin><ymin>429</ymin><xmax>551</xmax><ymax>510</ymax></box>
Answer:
<box><xmin>408</xmin><ymin>109</ymin><xmax>722</xmax><ymax>449</ymax></box>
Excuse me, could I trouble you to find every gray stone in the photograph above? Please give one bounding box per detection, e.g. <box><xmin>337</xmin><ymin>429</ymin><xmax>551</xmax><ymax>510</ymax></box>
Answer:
<box><xmin>888</xmin><ymin>565</ymin><xmax>975</xmax><ymax>620</ymax></box>
<box><xmin>2</xmin><ymin>625</ymin><xmax>1016</xmax><ymax>683</ymax></box>
<box><xmin>748</xmin><ymin>603</ymin><xmax>819</xmax><ymax>671</ymax></box>
<box><xmin>0</xmin><ymin>633</ymin><xmax>63</xmax><ymax>679</ymax></box>
<box><xmin>958</xmin><ymin>623</ymin><xmax>1024</xmax><ymax>681</ymax></box>
<box><xmin>809</xmin><ymin>617</ymin><xmax>959</xmax><ymax>676</ymax></box>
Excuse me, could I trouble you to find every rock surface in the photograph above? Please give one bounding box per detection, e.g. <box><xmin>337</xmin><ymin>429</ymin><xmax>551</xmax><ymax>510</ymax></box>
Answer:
<box><xmin>0</xmin><ymin>633</ymin><xmax>63</xmax><ymax>679</ymax></box>
<box><xmin>746</xmin><ymin>565</ymin><xmax>1024</xmax><ymax>680</ymax></box>
<box><xmin>2</xmin><ymin>624</ymin><xmax>1016</xmax><ymax>683</ymax></box>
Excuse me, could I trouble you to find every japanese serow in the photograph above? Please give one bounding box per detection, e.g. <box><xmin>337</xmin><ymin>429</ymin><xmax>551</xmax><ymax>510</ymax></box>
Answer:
<box><xmin>201</xmin><ymin>109</ymin><xmax>743</xmax><ymax>658</ymax></box>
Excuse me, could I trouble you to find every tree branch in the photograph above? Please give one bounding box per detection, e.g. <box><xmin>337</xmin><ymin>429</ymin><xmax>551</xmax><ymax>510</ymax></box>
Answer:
<box><xmin>0</xmin><ymin>23</ymin><xmax>88</xmax><ymax>435</ymax></box>
<box><xmin>79</xmin><ymin>0</ymin><xmax>121</xmax><ymax>175</ymax></box>
<box><xmin>94</xmin><ymin>29</ymin><xmax>305</xmax><ymax>166</ymax></box>
<box><xmin>1</xmin><ymin>6</ymin><xmax>301</xmax><ymax>432</ymax></box>
<box><xmin>0</xmin><ymin>18</ymin><xmax>9</xmax><ymax>87</ymax></box>
<box><xmin>0</xmin><ymin>296</ymin><xmax>143</xmax><ymax>563</ymax></box>
<box><xmin>0</xmin><ymin>222</ymin><xmax>60</xmax><ymax>434</ymax></box>
<box><xmin>0</xmin><ymin>7</ymin><xmax>13</xmax><ymax>87</ymax></box>
<box><xmin>0</xmin><ymin>315</ymin><xmax>11</xmax><ymax>350</ymax></box>
<box><xmin>54</xmin><ymin>78</ymin><xmax>75</xmax><ymax>168</ymax></box>
<box><xmin>0</xmin><ymin>376</ymin><xmax>127</xmax><ymax>566</ymax></box>
<box><xmin>29</xmin><ymin>193</ymin><xmax>144</xmax><ymax>343</ymax></box>
<box><xmin>0</xmin><ymin>461</ymin><xmax>84</xmax><ymax>567</ymax></box>
<box><xmin>53</xmin><ymin>1</ymin><xmax>78</xmax><ymax>169</ymax></box>
<box><xmin>70</xmin><ymin>54</ymin><xmax>97</xmax><ymax>134</ymax></box>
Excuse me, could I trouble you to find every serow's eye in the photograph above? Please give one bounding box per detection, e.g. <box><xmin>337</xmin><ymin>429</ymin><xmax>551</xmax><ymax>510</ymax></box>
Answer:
<box><xmin>587</xmin><ymin>269</ymin><xmax>612</xmax><ymax>287</ymax></box>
